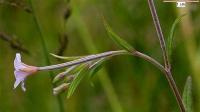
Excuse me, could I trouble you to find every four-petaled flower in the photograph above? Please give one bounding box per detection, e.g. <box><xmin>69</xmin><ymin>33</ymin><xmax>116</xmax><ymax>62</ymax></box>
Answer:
<box><xmin>14</xmin><ymin>53</ymin><xmax>38</xmax><ymax>91</ymax></box>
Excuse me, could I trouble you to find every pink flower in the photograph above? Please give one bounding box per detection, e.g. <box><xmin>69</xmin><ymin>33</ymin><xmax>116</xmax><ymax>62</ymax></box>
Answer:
<box><xmin>14</xmin><ymin>53</ymin><xmax>38</xmax><ymax>91</ymax></box>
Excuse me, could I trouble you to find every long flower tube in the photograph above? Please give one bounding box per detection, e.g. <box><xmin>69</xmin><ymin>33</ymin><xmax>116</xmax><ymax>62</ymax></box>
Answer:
<box><xmin>13</xmin><ymin>50</ymin><xmax>128</xmax><ymax>91</ymax></box>
<box><xmin>38</xmin><ymin>50</ymin><xmax>127</xmax><ymax>71</ymax></box>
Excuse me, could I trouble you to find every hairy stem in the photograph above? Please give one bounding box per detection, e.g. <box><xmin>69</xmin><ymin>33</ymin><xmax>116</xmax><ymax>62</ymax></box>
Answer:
<box><xmin>147</xmin><ymin>0</ymin><xmax>185</xmax><ymax>111</ymax></box>
<box><xmin>132</xmin><ymin>51</ymin><xmax>183</xmax><ymax>110</ymax></box>
<box><xmin>39</xmin><ymin>50</ymin><xmax>166</xmax><ymax>77</ymax></box>
<box><xmin>132</xmin><ymin>51</ymin><xmax>165</xmax><ymax>72</ymax></box>
<box><xmin>38</xmin><ymin>50</ymin><xmax>127</xmax><ymax>71</ymax></box>
<box><xmin>164</xmin><ymin>70</ymin><xmax>186</xmax><ymax>112</ymax></box>
<box><xmin>147</xmin><ymin>0</ymin><xmax>170</xmax><ymax>70</ymax></box>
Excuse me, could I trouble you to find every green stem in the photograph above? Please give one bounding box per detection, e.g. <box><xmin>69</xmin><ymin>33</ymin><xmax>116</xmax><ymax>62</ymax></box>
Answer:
<box><xmin>148</xmin><ymin>0</ymin><xmax>185</xmax><ymax>111</ymax></box>
<box><xmin>133</xmin><ymin>51</ymin><xmax>165</xmax><ymax>72</ymax></box>
<box><xmin>147</xmin><ymin>0</ymin><xmax>171</xmax><ymax>70</ymax></box>
<box><xmin>29</xmin><ymin>1</ymin><xmax>65</xmax><ymax>112</ymax></box>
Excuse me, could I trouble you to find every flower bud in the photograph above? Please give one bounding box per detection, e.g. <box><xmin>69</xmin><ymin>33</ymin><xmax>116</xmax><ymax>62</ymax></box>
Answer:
<box><xmin>53</xmin><ymin>83</ymin><xmax>70</xmax><ymax>95</ymax></box>
<box><xmin>66</xmin><ymin>75</ymin><xmax>75</xmax><ymax>82</ymax></box>
<box><xmin>53</xmin><ymin>66</ymin><xmax>77</xmax><ymax>83</ymax></box>
<box><xmin>53</xmin><ymin>72</ymin><xmax>66</xmax><ymax>83</ymax></box>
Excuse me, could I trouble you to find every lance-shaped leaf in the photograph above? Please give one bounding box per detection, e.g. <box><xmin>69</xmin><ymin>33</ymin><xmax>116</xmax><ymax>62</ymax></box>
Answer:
<box><xmin>103</xmin><ymin>19</ymin><xmax>135</xmax><ymax>53</ymax></box>
<box><xmin>167</xmin><ymin>14</ymin><xmax>186</xmax><ymax>58</ymax></box>
<box><xmin>182</xmin><ymin>76</ymin><xmax>193</xmax><ymax>112</ymax></box>
<box><xmin>50</xmin><ymin>53</ymin><xmax>82</xmax><ymax>61</ymax></box>
<box><xmin>67</xmin><ymin>64</ymin><xmax>89</xmax><ymax>98</ymax></box>
<box><xmin>88</xmin><ymin>58</ymin><xmax>109</xmax><ymax>79</ymax></box>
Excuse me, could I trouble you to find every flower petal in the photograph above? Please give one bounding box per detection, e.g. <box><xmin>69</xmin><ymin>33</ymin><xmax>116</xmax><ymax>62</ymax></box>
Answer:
<box><xmin>14</xmin><ymin>70</ymin><xmax>29</xmax><ymax>81</ymax></box>
<box><xmin>21</xmin><ymin>81</ymin><xmax>26</xmax><ymax>91</ymax></box>
<box><xmin>14</xmin><ymin>70</ymin><xmax>29</xmax><ymax>89</ymax></box>
<box><xmin>13</xmin><ymin>53</ymin><xmax>38</xmax><ymax>91</ymax></box>
<box><xmin>14</xmin><ymin>79</ymin><xmax>22</xmax><ymax>89</ymax></box>
<box><xmin>14</xmin><ymin>53</ymin><xmax>26</xmax><ymax>70</ymax></box>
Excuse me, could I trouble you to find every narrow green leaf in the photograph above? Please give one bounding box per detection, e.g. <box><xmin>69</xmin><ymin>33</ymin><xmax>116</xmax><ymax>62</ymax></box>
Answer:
<box><xmin>88</xmin><ymin>58</ymin><xmax>108</xmax><ymax>79</ymax></box>
<box><xmin>182</xmin><ymin>76</ymin><xmax>193</xmax><ymax>112</ymax></box>
<box><xmin>103</xmin><ymin>19</ymin><xmax>135</xmax><ymax>52</ymax></box>
<box><xmin>167</xmin><ymin>14</ymin><xmax>187</xmax><ymax>57</ymax></box>
<box><xmin>50</xmin><ymin>53</ymin><xmax>82</xmax><ymax>60</ymax></box>
<box><xmin>67</xmin><ymin>65</ymin><xmax>89</xmax><ymax>98</ymax></box>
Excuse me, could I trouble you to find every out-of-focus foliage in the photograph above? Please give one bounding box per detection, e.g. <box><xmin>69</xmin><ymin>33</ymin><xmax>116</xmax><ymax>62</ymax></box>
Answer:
<box><xmin>182</xmin><ymin>76</ymin><xmax>193</xmax><ymax>112</ymax></box>
<box><xmin>67</xmin><ymin>64</ymin><xmax>89</xmax><ymax>98</ymax></box>
<box><xmin>167</xmin><ymin>14</ymin><xmax>186</xmax><ymax>59</ymax></box>
<box><xmin>0</xmin><ymin>0</ymin><xmax>200</xmax><ymax>112</ymax></box>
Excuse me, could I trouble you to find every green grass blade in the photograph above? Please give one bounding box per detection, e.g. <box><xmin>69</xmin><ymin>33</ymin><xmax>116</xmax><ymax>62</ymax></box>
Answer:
<box><xmin>29</xmin><ymin>1</ymin><xmax>65</xmax><ymax>111</ymax></box>
<box><xmin>167</xmin><ymin>14</ymin><xmax>187</xmax><ymax>58</ymax></box>
<box><xmin>103</xmin><ymin>19</ymin><xmax>135</xmax><ymax>52</ymax></box>
<box><xmin>182</xmin><ymin>76</ymin><xmax>193</xmax><ymax>112</ymax></box>
<box><xmin>67</xmin><ymin>65</ymin><xmax>89</xmax><ymax>98</ymax></box>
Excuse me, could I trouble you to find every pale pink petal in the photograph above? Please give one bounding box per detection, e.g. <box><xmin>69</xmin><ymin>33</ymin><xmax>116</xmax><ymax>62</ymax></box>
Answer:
<box><xmin>14</xmin><ymin>53</ymin><xmax>26</xmax><ymax>70</ymax></box>
<box><xmin>14</xmin><ymin>79</ymin><xmax>22</xmax><ymax>89</ymax></box>
<box><xmin>14</xmin><ymin>70</ymin><xmax>29</xmax><ymax>89</ymax></box>
<box><xmin>13</xmin><ymin>53</ymin><xmax>38</xmax><ymax>91</ymax></box>
<box><xmin>14</xmin><ymin>70</ymin><xmax>29</xmax><ymax>81</ymax></box>
<box><xmin>13</xmin><ymin>53</ymin><xmax>29</xmax><ymax>90</ymax></box>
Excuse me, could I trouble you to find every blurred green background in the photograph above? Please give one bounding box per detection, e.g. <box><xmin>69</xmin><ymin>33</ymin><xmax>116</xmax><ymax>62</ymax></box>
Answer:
<box><xmin>0</xmin><ymin>0</ymin><xmax>200</xmax><ymax>112</ymax></box>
